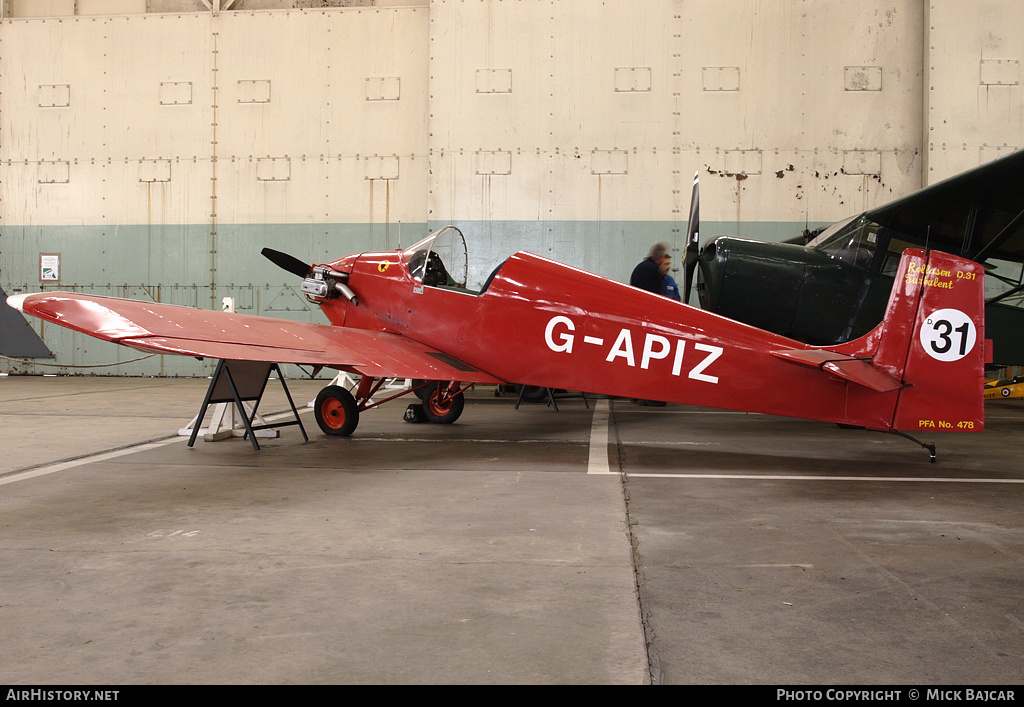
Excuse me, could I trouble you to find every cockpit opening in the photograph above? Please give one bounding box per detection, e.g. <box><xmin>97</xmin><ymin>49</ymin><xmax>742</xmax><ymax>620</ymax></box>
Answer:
<box><xmin>808</xmin><ymin>214</ymin><xmax>923</xmax><ymax>276</ymax></box>
<box><xmin>403</xmin><ymin>226</ymin><xmax>470</xmax><ymax>290</ymax></box>
<box><xmin>807</xmin><ymin>215</ymin><xmax>880</xmax><ymax>269</ymax></box>
<box><xmin>400</xmin><ymin>224</ymin><xmax>513</xmax><ymax>296</ymax></box>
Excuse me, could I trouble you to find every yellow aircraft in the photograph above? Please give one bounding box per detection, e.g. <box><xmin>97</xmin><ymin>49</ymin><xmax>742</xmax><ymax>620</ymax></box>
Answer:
<box><xmin>985</xmin><ymin>376</ymin><xmax>1024</xmax><ymax>400</ymax></box>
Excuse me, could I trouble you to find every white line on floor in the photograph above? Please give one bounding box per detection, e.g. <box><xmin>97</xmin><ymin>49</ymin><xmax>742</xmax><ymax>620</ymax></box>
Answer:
<box><xmin>0</xmin><ymin>437</ymin><xmax>185</xmax><ymax>487</ymax></box>
<box><xmin>588</xmin><ymin>399</ymin><xmax>615</xmax><ymax>475</ymax></box>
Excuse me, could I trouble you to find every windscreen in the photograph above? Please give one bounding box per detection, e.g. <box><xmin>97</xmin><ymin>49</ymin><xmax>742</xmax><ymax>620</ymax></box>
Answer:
<box><xmin>402</xmin><ymin>226</ymin><xmax>468</xmax><ymax>287</ymax></box>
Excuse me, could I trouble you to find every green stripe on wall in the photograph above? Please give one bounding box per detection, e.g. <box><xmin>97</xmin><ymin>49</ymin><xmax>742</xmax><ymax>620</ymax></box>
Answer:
<box><xmin>1</xmin><ymin>219</ymin><xmax>819</xmax><ymax>376</ymax></box>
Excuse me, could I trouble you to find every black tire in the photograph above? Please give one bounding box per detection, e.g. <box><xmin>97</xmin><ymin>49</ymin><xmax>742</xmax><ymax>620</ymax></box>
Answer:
<box><xmin>517</xmin><ymin>385</ymin><xmax>548</xmax><ymax>403</ymax></box>
<box><xmin>423</xmin><ymin>382</ymin><xmax>465</xmax><ymax>424</ymax></box>
<box><xmin>412</xmin><ymin>379</ymin><xmax>432</xmax><ymax>401</ymax></box>
<box><xmin>314</xmin><ymin>385</ymin><xmax>360</xmax><ymax>436</ymax></box>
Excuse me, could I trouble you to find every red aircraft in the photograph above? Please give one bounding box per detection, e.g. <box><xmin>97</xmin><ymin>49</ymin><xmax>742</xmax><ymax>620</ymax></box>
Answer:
<box><xmin>8</xmin><ymin>226</ymin><xmax>987</xmax><ymax>458</ymax></box>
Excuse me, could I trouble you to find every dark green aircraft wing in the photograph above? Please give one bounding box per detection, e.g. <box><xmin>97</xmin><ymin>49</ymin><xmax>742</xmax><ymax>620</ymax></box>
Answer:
<box><xmin>0</xmin><ymin>285</ymin><xmax>54</xmax><ymax>360</ymax></box>
<box><xmin>865</xmin><ymin>149</ymin><xmax>1024</xmax><ymax>263</ymax></box>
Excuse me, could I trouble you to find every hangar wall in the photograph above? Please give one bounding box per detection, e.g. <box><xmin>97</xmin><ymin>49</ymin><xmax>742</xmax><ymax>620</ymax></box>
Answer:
<box><xmin>0</xmin><ymin>0</ymin><xmax>1021</xmax><ymax>375</ymax></box>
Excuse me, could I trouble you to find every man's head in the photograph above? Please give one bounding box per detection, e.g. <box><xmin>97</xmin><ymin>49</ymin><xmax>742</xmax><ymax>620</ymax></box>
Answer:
<box><xmin>648</xmin><ymin>242</ymin><xmax>671</xmax><ymax>275</ymax></box>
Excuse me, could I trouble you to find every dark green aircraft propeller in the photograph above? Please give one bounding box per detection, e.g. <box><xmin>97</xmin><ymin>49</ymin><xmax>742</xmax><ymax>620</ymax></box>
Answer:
<box><xmin>682</xmin><ymin>171</ymin><xmax>700</xmax><ymax>305</ymax></box>
<box><xmin>261</xmin><ymin>247</ymin><xmax>311</xmax><ymax>278</ymax></box>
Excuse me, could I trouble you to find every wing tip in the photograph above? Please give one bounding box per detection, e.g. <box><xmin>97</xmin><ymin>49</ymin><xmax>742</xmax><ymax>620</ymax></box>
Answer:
<box><xmin>5</xmin><ymin>293</ymin><xmax>29</xmax><ymax>312</ymax></box>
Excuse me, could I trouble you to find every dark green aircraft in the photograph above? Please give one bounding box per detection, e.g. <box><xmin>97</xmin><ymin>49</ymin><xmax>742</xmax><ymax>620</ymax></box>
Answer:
<box><xmin>686</xmin><ymin>149</ymin><xmax>1024</xmax><ymax>366</ymax></box>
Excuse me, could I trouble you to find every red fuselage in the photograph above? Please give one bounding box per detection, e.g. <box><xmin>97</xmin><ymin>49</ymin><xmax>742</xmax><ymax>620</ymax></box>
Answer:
<box><xmin>317</xmin><ymin>248</ymin><xmax>985</xmax><ymax>434</ymax></box>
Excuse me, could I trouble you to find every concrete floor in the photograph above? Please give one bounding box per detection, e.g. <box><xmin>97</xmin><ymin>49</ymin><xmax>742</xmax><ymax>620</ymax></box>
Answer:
<box><xmin>0</xmin><ymin>375</ymin><xmax>1021</xmax><ymax>684</ymax></box>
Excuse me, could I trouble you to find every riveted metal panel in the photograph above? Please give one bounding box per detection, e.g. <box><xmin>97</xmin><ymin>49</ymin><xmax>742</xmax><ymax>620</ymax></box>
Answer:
<box><xmin>256</xmin><ymin>156</ymin><xmax>291</xmax><ymax>182</ymax></box>
<box><xmin>37</xmin><ymin>160</ymin><xmax>71</xmax><ymax>184</ymax></box>
<box><xmin>475</xmin><ymin>68</ymin><xmax>512</xmax><ymax>94</ymax></box>
<box><xmin>363</xmin><ymin>155</ymin><xmax>400</xmax><ymax>180</ymax></box>
<box><xmin>702</xmin><ymin>67</ymin><xmax>740</xmax><ymax>92</ymax></box>
<box><xmin>327</xmin><ymin>7</ymin><xmax>429</xmax><ymax>161</ymax></box>
<box><xmin>430</xmin><ymin>0</ymin><xmax>922</xmax><ymax>250</ymax></box>
<box><xmin>366</xmin><ymin>76</ymin><xmax>401</xmax><ymax>101</ymax></box>
<box><xmin>159</xmin><ymin>81</ymin><xmax>193</xmax><ymax>106</ymax></box>
<box><xmin>0</xmin><ymin>14</ymin><xmax>213</xmax><ymax>227</ymax></box>
<box><xmin>844</xmin><ymin>66</ymin><xmax>884</xmax><ymax>92</ymax></box>
<box><xmin>613</xmin><ymin>67</ymin><xmax>652</xmax><ymax>93</ymax></box>
<box><xmin>428</xmin><ymin>0</ymin><xmax>678</xmax><ymax>240</ymax></box>
<box><xmin>236</xmin><ymin>79</ymin><xmax>272</xmax><ymax>104</ymax></box>
<box><xmin>214</xmin><ymin>8</ymin><xmax>428</xmax><ymax>226</ymax></box>
<box><xmin>2</xmin><ymin>19</ymin><xmax>104</xmax><ymax>162</ymax></box>
<box><xmin>681</xmin><ymin>0</ymin><xmax>922</xmax><ymax>225</ymax></box>
<box><xmin>475</xmin><ymin>149</ymin><xmax>512</xmax><ymax>176</ymax></box>
<box><xmin>117</xmin><ymin>158</ymin><xmax>213</xmax><ymax>232</ymax></box>
<box><xmin>79</xmin><ymin>0</ymin><xmax>148</xmax><ymax>15</ymax></box>
<box><xmin>925</xmin><ymin>1</ymin><xmax>1024</xmax><ymax>181</ymax></box>
<box><xmin>9</xmin><ymin>0</ymin><xmax>147</xmax><ymax>14</ymax></box>
<box><xmin>842</xmin><ymin>149</ymin><xmax>883</xmax><ymax>176</ymax></box>
<box><xmin>431</xmin><ymin>145</ymin><xmax>677</xmax><ymax>225</ymax></box>
<box><xmin>215</xmin><ymin>12</ymin><xmax>334</xmax><ymax>167</ymax></box>
<box><xmin>549</xmin><ymin>1</ymin><xmax>673</xmax><ymax>152</ymax></box>
<box><xmin>8</xmin><ymin>0</ymin><xmax>75</xmax><ymax>17</ymax></box>
<box><xmin>723</xmin><ymin>149</ymin><xmax>762</xmax><ymax>177</ymax></box>
<box><xmin>214</xmin><ymin>7</ymin><xmax>429</xmax><ymax>160</ymax></box>
<box><xmin>980</xmin><ymin>59</ymin><xmax>1020</xmax><ymax>87</ymax></box>
<box><xmin>107</xmin><ymin>16</ymin><xmax>214</xmax><ymax>162</ymax></box>
<box><xmin>138</xmin><ymin>158</ymin><xmax>172</xmax><ymax>183</ymax></box>
<box><xmin>38</xmin><ymin>84</ymin><xmax>71</xmax><ymax>108</ymax></box>
<box><xmin>591</xmin><ymin>149</ymin><xmax>629</xmax><ymax>176</ymax></box>
<box><xmin>428</xmin><ymin>0</ymin><xmax>549</xmax><ymax>152</ymax></box>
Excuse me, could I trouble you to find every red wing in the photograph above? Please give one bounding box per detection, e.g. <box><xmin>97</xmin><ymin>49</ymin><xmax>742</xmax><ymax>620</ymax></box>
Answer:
<box><xmin>13</xmin><ymin>292</ymin><xmax>504</xmax><ymax>384</ymax></box>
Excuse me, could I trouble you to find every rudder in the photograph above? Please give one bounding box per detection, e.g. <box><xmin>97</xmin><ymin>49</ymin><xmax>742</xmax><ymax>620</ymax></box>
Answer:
<box><xmin>872</xmin><ymin>249</ymin><xmax>987</xmax><ymax>433</ymax></box>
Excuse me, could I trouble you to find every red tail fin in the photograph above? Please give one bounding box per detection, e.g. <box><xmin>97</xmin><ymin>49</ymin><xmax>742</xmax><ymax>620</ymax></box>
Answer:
<box><xmin>870</xmin><ymin>249</ymin><xmax>987</xmax><ymax>432</ymax></box>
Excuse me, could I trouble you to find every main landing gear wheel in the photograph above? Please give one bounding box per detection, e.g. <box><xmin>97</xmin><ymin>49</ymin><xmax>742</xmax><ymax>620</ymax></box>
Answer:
<box><xmin>423</xmin><ymin>382</ymin><xmax>465</xmax><ymax>424</ymax></box>
<box><xmin>516</xmin><ymin>385</ymin><xmax>548</xmax><ymax>403</ymax></box>
<box><xmin>314</xmin><ymin>385</ymin><xmax>360</xmax><ymax>436</ymax></box>
<box><xmin>412</xmin><ymin>379</ymin><xmax>432</xmax><ymax>401</ymax></box>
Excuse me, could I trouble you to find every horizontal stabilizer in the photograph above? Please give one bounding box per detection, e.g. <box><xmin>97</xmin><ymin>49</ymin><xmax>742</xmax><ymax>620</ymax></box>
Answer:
<box><xmin>770</xmin><ymin>349</ymin><xmax>901</xmax><ymax>392</ymax></box>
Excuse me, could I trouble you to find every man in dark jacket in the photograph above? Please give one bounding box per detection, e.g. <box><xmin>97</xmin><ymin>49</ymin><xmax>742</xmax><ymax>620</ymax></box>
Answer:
<box><xmin>629</xmin><ymin>242</ymin><xmax>674</xmax><ymax>406</ymax></box>
<box><xmin>630</xmin><ymin>242</ymin><xmax>672</xmax><ymax>293</ymax></box>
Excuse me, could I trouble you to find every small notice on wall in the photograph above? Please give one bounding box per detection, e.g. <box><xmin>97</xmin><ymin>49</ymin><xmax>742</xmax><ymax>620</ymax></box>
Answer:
<box><xmin>40</xmin><ymin>253</ymin><xmax>60</xmax><ymax>282</ymax></box>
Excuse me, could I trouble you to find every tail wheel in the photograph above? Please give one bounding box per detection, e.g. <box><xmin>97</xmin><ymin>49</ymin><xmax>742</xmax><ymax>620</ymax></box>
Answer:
<box><xmin>423</xmin><ymin>382</ymin><xmax>465</xmax><ymax>424</ymax></box>
<box><xmin>314</xmin><ymin>385</ymin><xmax>360</xmax><ymax>436</ymax></box>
